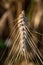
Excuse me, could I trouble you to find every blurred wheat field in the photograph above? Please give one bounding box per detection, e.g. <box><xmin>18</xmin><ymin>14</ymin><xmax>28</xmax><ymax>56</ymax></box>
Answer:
<box><xmin>0</xmin><ymin>0</ymin><xmax>43</xmax><ymax>65</ymax></box>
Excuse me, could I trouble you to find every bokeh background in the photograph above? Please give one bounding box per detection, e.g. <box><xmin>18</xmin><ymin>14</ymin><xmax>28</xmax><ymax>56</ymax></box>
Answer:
<box><xmin>0</xmin><ymin>0</ymin><xmax>43</xmax><ymax>65</ymax></box>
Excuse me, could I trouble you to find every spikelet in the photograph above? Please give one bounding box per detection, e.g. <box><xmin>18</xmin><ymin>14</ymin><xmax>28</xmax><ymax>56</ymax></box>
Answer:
<box><xmin>4</xmin><ymin>11</ymin><xmax>43</xmax><ymax>65</ymax></box>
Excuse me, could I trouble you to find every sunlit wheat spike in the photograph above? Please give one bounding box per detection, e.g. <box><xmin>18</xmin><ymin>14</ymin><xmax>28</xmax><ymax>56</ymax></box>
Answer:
<box><xmin>4</xmin><ymin>11</ymin><xmax>43</xmax><ymax>65</ymax></box>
